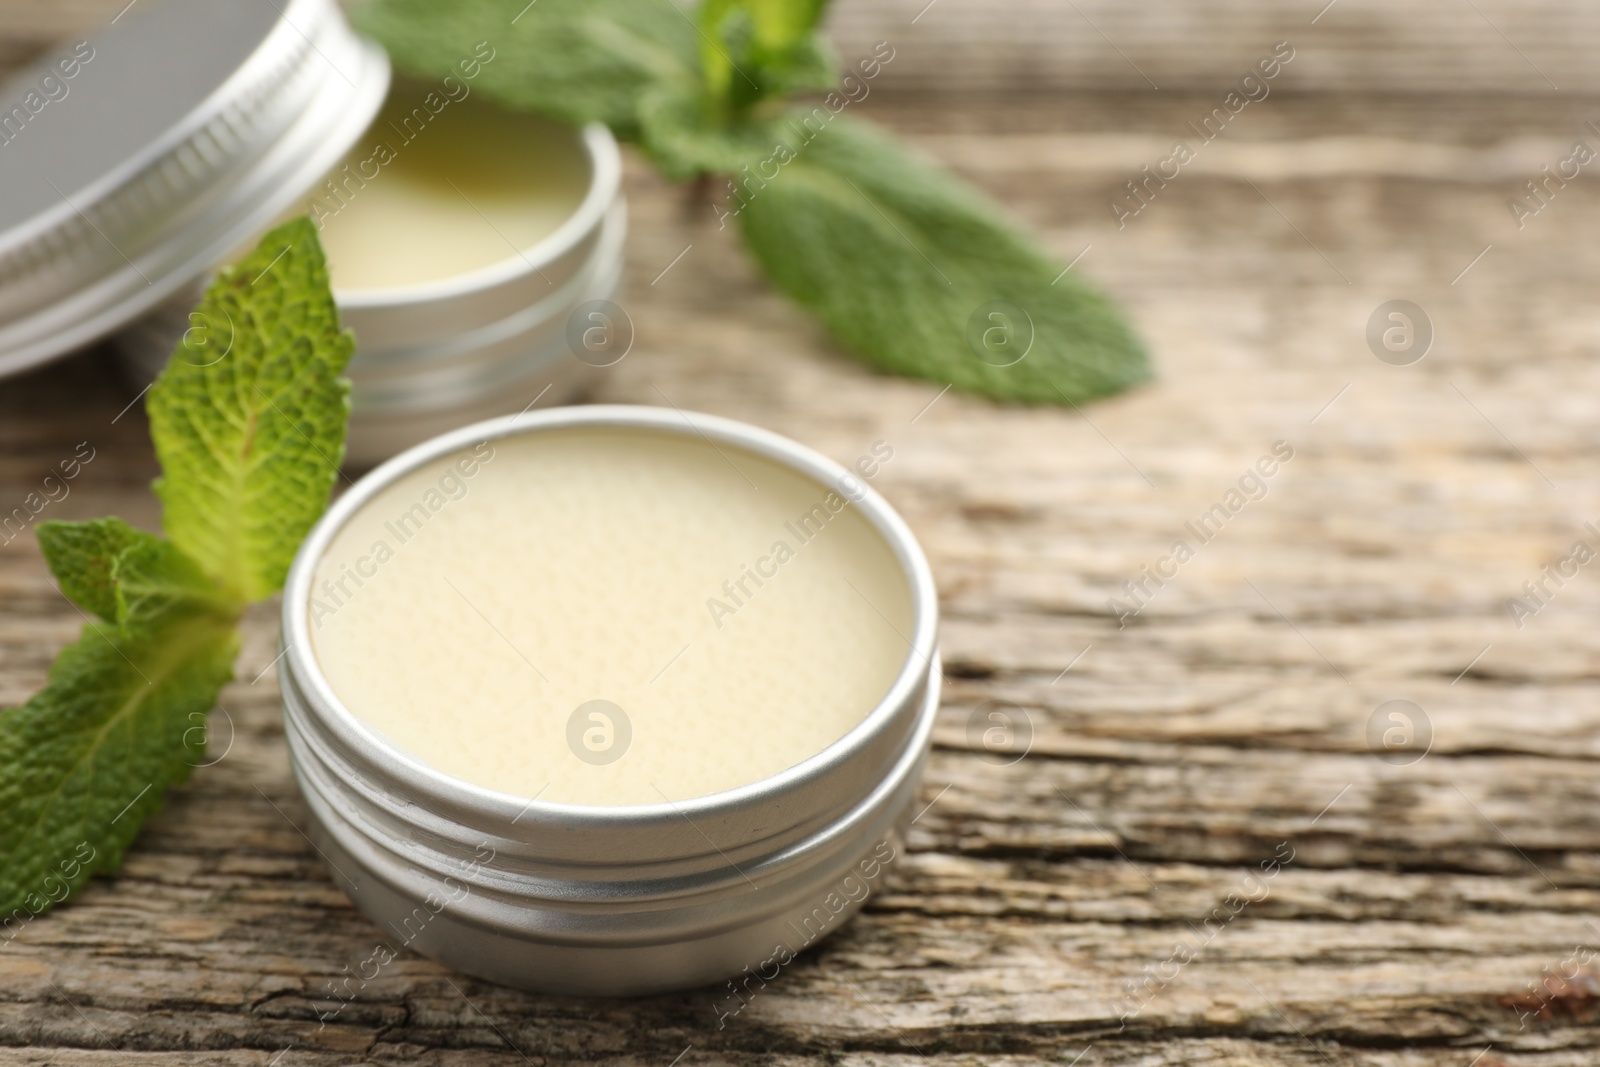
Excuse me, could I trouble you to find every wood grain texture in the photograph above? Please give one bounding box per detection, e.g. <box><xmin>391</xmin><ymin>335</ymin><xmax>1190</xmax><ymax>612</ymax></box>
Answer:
<box><xmin>4</xmin><ymin>0</ymin><xmax>1599</xmax><ymax>95</ymax></box>
<box><xmin>4</xmin><ymin>2</ymin><xmax>1600</xmax><ymax>1065</ymax></box>
<box><xmin>825</xmin><ymin>0</ymin><xmax>1592</xmax><ymax>95</ymax></box>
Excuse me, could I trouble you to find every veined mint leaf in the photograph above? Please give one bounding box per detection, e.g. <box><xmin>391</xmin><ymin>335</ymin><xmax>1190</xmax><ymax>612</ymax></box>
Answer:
<box><xmin>0</xmin><ymin>584</ymin><xmax>237</xmax><ymax>919</ymax></box>
<box><xmin>113</xmin><ymin>537</ymin><xmax>238</xmax><ymax>635</ymax></box>
<box><xmin>355</xmin><ymin>0</ymin><xmax>701</xmax><ymax>142</ymax></box>
<box><xmin>147</xmin><ymin>217</ymin><xmax>353</xmax><ymax>603</ymax></box>
<box><xmin>38</xmin><ymin>518</ymin><xmax>235</xmax><ymax>634</ymax></box>
<box><xmin>6</xmin><ymin>215</ymin><xmax>348</xmax><ymax>924</ymax></box>
<box><xmin>736</xmin><ymin>116</ymin><xmax>1150</xmax><ymax>404</ymax></box>
<box><xmin>36</xmin><ymin>518</ymin><xmax>144</xmax><ymax>621</ymax></box>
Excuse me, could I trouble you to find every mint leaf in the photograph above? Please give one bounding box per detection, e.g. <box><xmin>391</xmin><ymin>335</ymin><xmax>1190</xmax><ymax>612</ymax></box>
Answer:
<box><xmin>0</xmin><ymin>581</ymin><xmax>237</xmax><ymax>918</ymax></box>
<box><xmin>355</xmin><ymin>0</ymin><xmax>701</xmax><ymax>141</ymax></box>
<box><xmin>362</xmin><ymin>1</ymin><xmax>1149</xmax><ymax>407</ymax></box>
<box><xmin>736</xmin><ymin>116</ymin><xmax>1150</xmax><ymax>403</ymax></box>
<box><xmin>741</xmin><ymin>0</ymin><xmax>832</xmax><ymax>51</ymax></box>
<box><xmin>638</xmin><ymin>93</ymin><xmax>791</xmax><ymax>179</ymax></box>
<box><xmin>147</xmin><ymin>217</ymin><xmax>354</xmax><ymax>603</ymax></box>
<box><xmin>5</xmin><ymin>217</ymin><xmax>349</xmax><ymax>923</ymax></box>
<box><xmin>746</xmin><ymin>32</ymin><xmax>836</xmax><ymax>99</ymax></box>
<box><xmin>113</xmin><ymin>538</ymin><xmax>237</xmax><ymax>635</ymax></box>
<box><xmin>36</xmin><ymin>518</ymin><xmax>144</xmax><ymax>621</ymax></box>
<box><xmin>38</xmin><ymin>518</ymin><xmax>233</xmax><ymax>635</ymax></box>
<box><xmin>699</xmin><ymin>0</ymin><xmax>836</xmax><ymax>111</ymax></box>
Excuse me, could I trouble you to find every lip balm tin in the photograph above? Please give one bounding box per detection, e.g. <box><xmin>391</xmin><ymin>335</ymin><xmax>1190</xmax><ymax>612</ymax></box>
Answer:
<box><xmin>0</xmin><ymin>0</ymin><xmax>389</xmax><ymax>376</ymax></box>
<box><xmin>0</xmin><ymin>0</ymin><xmax>627</xmax><ymax>468</ymax></box>
<box><xmin>277</xmin><ymin>406</ymin><xmax>941</xmax><ymax>995</ymax></box>
<box><xmin>116</xmin><ymin>121</ymin><xmax>627</xmax><ymax>467</ymax></box>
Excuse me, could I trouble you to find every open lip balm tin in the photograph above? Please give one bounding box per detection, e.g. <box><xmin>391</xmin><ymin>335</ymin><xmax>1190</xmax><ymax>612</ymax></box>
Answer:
<box><xmin>327</xmin><ymin>123</ymin><xmax>625</xmax><ymax>467</ymax></box>
<box><xmin>116</xmin><ymin>90</ymin><xmax>626</xmax><ymax>468</ymax></box>
<box><xmin>278</xmin><ymin>406</ymin><xmax>941</xmax><ymax>996</ymax></box>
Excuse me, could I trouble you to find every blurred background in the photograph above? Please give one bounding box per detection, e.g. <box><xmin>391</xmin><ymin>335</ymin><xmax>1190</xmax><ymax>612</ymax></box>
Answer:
<box><xmin>11</xmin><ymin>0</ymin><xmax>1600</xmax><ymax>93</ymax></box>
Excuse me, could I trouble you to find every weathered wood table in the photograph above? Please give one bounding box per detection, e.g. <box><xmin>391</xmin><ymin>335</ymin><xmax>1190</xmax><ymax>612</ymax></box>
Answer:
<box><xmin>3</xmin><ymin>2</ymin><xmax>1599</xmax><ymax>1064</ymax></box>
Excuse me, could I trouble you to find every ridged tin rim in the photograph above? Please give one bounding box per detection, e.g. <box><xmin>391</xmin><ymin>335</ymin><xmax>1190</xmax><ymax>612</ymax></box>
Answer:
<box><xmin>280</xmin><ymin>653</ymin><xmax>939</xmax><ymax>911</ymax></box>
<box><xmin>280</xmin><ymin>406</ymin><xmax>940</xmax><ymax>833</ymax></box>
<box><xmin>0</xmin><ymin>0</ymin><xmax>389</xmax><ymax>378</ymax></box>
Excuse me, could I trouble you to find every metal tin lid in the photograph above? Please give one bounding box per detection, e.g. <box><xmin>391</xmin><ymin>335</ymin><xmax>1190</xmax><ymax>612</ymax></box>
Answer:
<box><xmin>0</xmin><ymin>0</ymin><xmax>389</xmax><ymax>377</ymax></box>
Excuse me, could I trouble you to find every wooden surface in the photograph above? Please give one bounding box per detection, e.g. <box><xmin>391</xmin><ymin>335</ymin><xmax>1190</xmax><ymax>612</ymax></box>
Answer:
<box><xmin>12</xmin><ymin>1</ymin><xmax>1600</xmax><ymax>95</ymax></box>
<box><xmin>827</xmin><ymin>0</ymin><xmax>1594</xmax><ymax>95</ymax></box>
<box><xmin>6</xmin><ymin>4</ymin><xmax>1600</xmax><ymax>1066</ymax></box>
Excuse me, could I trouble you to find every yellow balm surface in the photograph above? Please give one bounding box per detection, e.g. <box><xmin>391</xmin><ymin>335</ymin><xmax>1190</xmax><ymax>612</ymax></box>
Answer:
<box><xmin>308</xmin><ymin>429</ymin><xmax>912</xmax><ymax>805</ymax></box>
<box><xmin>312</xmin><ymin>79</ymin><xmax>589</xmax><ymax>292</ymax></box>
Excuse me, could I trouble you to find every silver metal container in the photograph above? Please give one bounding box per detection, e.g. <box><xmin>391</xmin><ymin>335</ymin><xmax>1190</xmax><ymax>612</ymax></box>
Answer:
<box><xmin>0</xmin><ymin>0</ymin><xmax>389</xmax><ymax>376</ymax></box>
<box><xmin>115</xmin><ymin>113</ymin><xmax>627</xmax><ymax>467</ymax></box>
<box><xmin>278</xmin><ymin>406</ymin><xmax>941</xmax><ymax>996</ymax></box>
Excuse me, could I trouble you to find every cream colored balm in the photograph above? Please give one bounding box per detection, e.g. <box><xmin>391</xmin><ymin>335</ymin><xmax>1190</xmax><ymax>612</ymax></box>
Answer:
<box><xmin>309</xmin><ymin>73</ymin><xmax>590</xmax><ymax>292</ymax></box>
<box><xmin>308</xmin><ymin>429</ymin><xmax>912</xmax><ymax>806</ymax></box>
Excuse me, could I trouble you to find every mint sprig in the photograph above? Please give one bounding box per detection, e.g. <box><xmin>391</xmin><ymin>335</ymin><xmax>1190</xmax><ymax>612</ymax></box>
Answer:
<box><xmin>355</xmin><ymin>0</ymin><xmax>1150</xmax><ymax>405</ymax></box>
<box><xmin>150</xmin><ymin>223</ymin><xmax>354</xmax><ymax>603</ymax></box>
<box><xmin>0</xmin><ymin>218</ymin><xmax>352</xmax><ymax>920</ymax></box>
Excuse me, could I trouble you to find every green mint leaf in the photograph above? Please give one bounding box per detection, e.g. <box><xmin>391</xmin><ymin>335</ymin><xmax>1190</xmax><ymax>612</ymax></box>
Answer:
<box><xmin>700</xmin><ymin>0</ymin><xmax>836</xmax><ymax>111</ymax></box>
<box><xmin>38</xmin><ymin>519</ymin><xmax>233</xmax><ymax>630</ymax></box>
<box><xmin>355</xmin><ymin>0</ymin><xmax>701</xmax><ymax>142</ymax></box>
<box><xmin>736</xmin><ymin>115</ymin><xmax>1150</xmax><ymax>404</ymax></box>
<box><xmin>638</xmin><ymin>92</ymin><xmax>791</xmax><ymax>180</ymax></box>
<box><xmin>742</xmin><ymin>0</ymin><xmax>832</xmax><ymax>51</ymax></box>
<box><xmin>362</xmin><ymin>1</ymin><xmax>1152</xmax><ymax>406</ymax></box>
<box><xmin>113</xmin><ymin>537</ymin><xmax>238</xmax><ymax>635</ymax></box>
<box><xmin>7</xmin><ymin>215</ymin><xmax>349</xmax><ymax>922</ymax></box>
<box><xmin>750</xmin><ymin>33</ymin><xmax>837</xmax><ymax>99</ymax></box>
<box><xmin>696</xmin><ymin>0</ymin><xmax>741</xmax><ymax>109</ymax></box>
<box><xmin>36</xmin><ymin>518</ymin><xmax>144</xmax><ymax>621</ymax></box>
<box><xmin>0</xmin><ymin>584</ymin><xmax>238</xmax><ymax>920</ymax></box>
<box><xmin>147</xmin><ymin>217</ymin><xmax>354</xmax><ymax>602</ymax></box>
